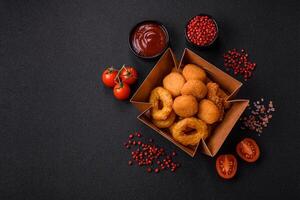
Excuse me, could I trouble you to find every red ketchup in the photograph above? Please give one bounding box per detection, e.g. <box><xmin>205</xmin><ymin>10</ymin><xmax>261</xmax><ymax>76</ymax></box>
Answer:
<box><xmin>131</xmin><ymin>22</ymin><xmax>167</xmax><ymax>57</ymax></box>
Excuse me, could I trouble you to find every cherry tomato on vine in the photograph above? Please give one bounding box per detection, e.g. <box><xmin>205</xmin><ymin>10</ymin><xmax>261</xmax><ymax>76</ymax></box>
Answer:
<box><xmin>113</xmin><ymin>82</ymin><xmax>131</xmax><ymax>100</ymax></box>
<box><xmin>120</xmin><ymin>66</ymin><xmax>138</xmax><ymax>85</ymax></box>
<box><xmin>236</xmin><ymin>138</ymin><xmax>260</xmax><ymax>163</ymax></box>
<box><xmin>102</xmin><ymin>67</ymin><xmax>118</xmax><ymax>88</ymax></box>
<box><xmin>216</xmin><ymin>154</ymin><xmax>238</xmax><ymax>179</ymax></box>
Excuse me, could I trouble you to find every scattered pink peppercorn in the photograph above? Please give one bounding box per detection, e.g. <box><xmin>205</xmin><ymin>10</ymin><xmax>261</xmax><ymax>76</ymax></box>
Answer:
<box><xmin>223</xmin><ymin>48</ymin><xmax>256</xmax><ymax>81</ymax></box>
<box><xmin>186</xmin><ymin>15</ymin><xmax>218</xmax><ymax>46</ymax></box>
<box><xmin>123</xmin><ymin>132</ymin><xmax>181</xmax><ymax>174</ymax></box>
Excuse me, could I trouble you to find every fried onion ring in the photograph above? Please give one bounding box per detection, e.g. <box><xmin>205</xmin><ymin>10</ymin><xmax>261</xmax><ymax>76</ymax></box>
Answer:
<box><xmin>152</xmin><ymin>111</ymin><xmax>176</xmax><ymax>128</ymax></box>
<box><xmin>149</xmin><ymin>87</ymin><xmax>173</xmax><ymax>120</ymax></box>
<box><xmin>170</xmin><ymin>117</ymin><xmax>208</xmax><ymax>146</ymax></box>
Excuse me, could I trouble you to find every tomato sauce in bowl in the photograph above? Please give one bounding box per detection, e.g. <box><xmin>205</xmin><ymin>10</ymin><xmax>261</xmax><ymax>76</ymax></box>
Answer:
<box><xmin>129</xmin><ymin>21</ymin><xmax>169</xmax><ymax>59</ymax></box>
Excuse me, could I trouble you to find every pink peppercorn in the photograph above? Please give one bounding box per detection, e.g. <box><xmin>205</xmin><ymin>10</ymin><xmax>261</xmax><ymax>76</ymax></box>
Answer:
<box><xmin>123</xmin><ymin>132</ymin><xmax>181</xmax><ymax>174</ymax></box>
<box><xmin>224</xmin><ymin>49</ymin><xmax>256</xmax><ymax>81</ymax></box>
<box><xmin>186</xmin><ymin>15</ymin><xmax>218</xmax><ymax>46</ymax></box>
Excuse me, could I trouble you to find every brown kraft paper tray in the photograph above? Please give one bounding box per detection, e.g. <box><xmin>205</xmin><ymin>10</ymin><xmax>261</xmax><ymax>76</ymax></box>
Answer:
<box><xmin>130</xmin><ymin>48</ymin><xmax>249</xmax><ymax>157</ymax></box>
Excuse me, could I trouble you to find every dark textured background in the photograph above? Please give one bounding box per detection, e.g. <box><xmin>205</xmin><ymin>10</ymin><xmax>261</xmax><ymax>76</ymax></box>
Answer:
<box><xmin>1</xmin><ymin>0</ymin><xmax>299</xmax><ymax>199</ymax></box>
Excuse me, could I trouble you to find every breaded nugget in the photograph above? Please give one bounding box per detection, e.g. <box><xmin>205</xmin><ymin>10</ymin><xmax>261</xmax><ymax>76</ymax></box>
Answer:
<box><xmin>181</xmin><ymin>80</ymin><xmax>207</xmax><ymax>100</ymax></box>
<box><xmin>163</xmin><ymin>72</ymin><xmax>186</xmax><ymax>97</ymax></box>
<box><xmin>173</xmin><ymin>95</ymin><xmax>198</xmax><ymax>118</ymax></box>
<box><xmin>206</xmin><ymin>82</ymin><xmax>226</xmax><ymax>120</ymax></box>
<box><xmin>197</xmin><ymin>99</ymin><xmax>220</xmax><ymax>124</ymax></box>
<box><xmin>216</xmin><ymin>88</ymin><xmax>231</xmax><ymax>109</ymax></box>
<box><xmin>182</xmin><ymin>64</ymin><xmax>206</xmax><ymax>82</ymax></box>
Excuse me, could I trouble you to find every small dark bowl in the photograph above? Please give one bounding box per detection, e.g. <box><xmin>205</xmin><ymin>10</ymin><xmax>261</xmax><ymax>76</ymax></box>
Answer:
<box><xmin>129</xmin><ymin>20</ymin><xmax>170</xmax><ymax>59</ymax></box>
<box><xmin>184</xmin><ymin>14</ymin><xmax>219</xmax><ymax>49</ymax></box>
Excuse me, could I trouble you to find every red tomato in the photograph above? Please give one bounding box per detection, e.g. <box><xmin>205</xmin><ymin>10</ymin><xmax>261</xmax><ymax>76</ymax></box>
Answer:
<box><xmin>120</xmin><ymin>66</ymin><xmax>138</xmax><ymax>85</ymax></box>
<box><xmin>113</xmin><ymin>82</ymin><xmax>131</xmax><ymax>100</ymax></box>
<box><xmin>102</xmin><ymin>67</ymin><xmax>118</xmax><ymax>88</ymax></box>
<box><xmin>236</xmin><ymin>138</ymin><xmax>260</xmax><ymax>162</ymax></box>
<box><xmin>216</xmin><ymin>154</ymin><xmax>238</xmax><ymax>179</ymax></box>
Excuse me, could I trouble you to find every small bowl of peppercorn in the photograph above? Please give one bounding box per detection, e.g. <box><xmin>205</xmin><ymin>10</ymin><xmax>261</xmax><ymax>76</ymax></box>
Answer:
<box><xmin>185</xmin><ymin>14</ymin><xmax>219</xmax><ymax>48</ymax></box>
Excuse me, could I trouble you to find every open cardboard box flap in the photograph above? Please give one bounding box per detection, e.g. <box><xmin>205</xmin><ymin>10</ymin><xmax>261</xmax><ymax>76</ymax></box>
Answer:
<box><xmin>130</xmin><ymin>48</ymin><xmax>249</xmax><ymax>157</ymax></box>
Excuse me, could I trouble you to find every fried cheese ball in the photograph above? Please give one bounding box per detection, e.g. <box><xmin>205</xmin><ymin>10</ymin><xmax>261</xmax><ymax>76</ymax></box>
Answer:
<box><xmin>163</xmin><ymin>72</ymin><xmax>186</xmax><ymax>97</ymax></box>
<box><xmin>152</xmin><ymin>111</ymin><xmax>176</xmax><ymax>128</ymax></box>
<box><xmin>171</xmin><ymin>67</ymin><xmax>183</xmax><ymax>74</ymax></box>
<box><xmin>149</xmin><ymin>87</ymin><xmax>173</xmax><ymax>120</ymax></box>
<box><xmin>181</xmin><ymin>80</ymin><xmax>207</xmax><ymax>100</ymax></box>
<box><xmin>173</xmin><ymin>95</ymin><xmax>198</xmax><ymax>118</ymax></box>
<box><xmin>182</xmin><ymin>64</ymin><xmax>206</xmax><ymax>82</ymax></box>
<box><xmin>197</xmin><ymin>99</ymin><xmax>220</xmax><ymax>124</ymax></box>
<box><xmin>170</xmin><ymin>117</ymin><xmax>208</xmax><ymax>146</ymax></box>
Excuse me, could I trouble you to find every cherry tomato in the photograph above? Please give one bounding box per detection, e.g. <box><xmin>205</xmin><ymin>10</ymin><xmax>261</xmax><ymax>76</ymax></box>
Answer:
<box><xmin>216</xmin><ymin>154</ymin><xmax>238</xmax><ymax>179</ymax></box>
<box><xmin>102</xmin><ymin>67</ymin><xmax>118</xmax><ymax>88</ymax></box>
<box><xmin>120</xmin><ymin>66</ymin><xmax>138</xmax><ymax>85</ymax></box>
<box><xmin>113</xmin><ymin>82</ymin><xmax>131</xmax><ymax>100</ymax></box>
<box><xmin>236</xmin><ymin>138</ymin><xmax>260</xmax><ymax>162</ymax></box>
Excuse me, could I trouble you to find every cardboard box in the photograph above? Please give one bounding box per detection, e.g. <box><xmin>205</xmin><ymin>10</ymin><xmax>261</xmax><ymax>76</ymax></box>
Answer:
<box><xmin>130</xmin><ymin>48</ymin><xmax>249</xmax><ymax>157</ymax></box>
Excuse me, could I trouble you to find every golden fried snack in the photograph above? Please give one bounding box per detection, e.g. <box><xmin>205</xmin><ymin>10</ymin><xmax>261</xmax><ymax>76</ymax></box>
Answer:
<box><xmin>171</xmin><ymin>67</ymin><xmax>183</xmax><ymax>74</ymax></box>
<box><xmin>197</xmin><ymin>99</ymin><xmax>220</xmax><ymax>124</ymax></box>
<box><xmin>173</xmin><ymin>95</ymin><xmax>198</xmax><ymax>118</ymax></box>
<box><xmin>181</xmin><ymin>80</ymin><xmax>207</xmax><ymax>100</ymax></box>
<box><xmin>182</xmin><ymin>64</ymin><xmax>206</xmax><ymax>82</ymax></box>
<box><xmin>170</xmin><ymin>117</ymin><xmax>208</xmax><ymax>146</ymax></box>
<box><xmin>149</xmin><ymin>87</ymin><xmax>173</xmax><ymax>120</ymax></box>
<box><xmin>163</xmin><ymin>72</ymin><xmax>186</xmax><ymax>97</ymax></box>
<box><xmin>207</xmin><ymin>82</ymin><xmax>225</xmax><ymax>120</ymax></box>
<box><xmin>152</xmin><ymin>111</ymin><xmax>176</xmax><ymax>128</ymax></box>
<box><xmin>216</xmin><ymin>88</ymin><xmax>231</xmax><ymax>109</ymax></box>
